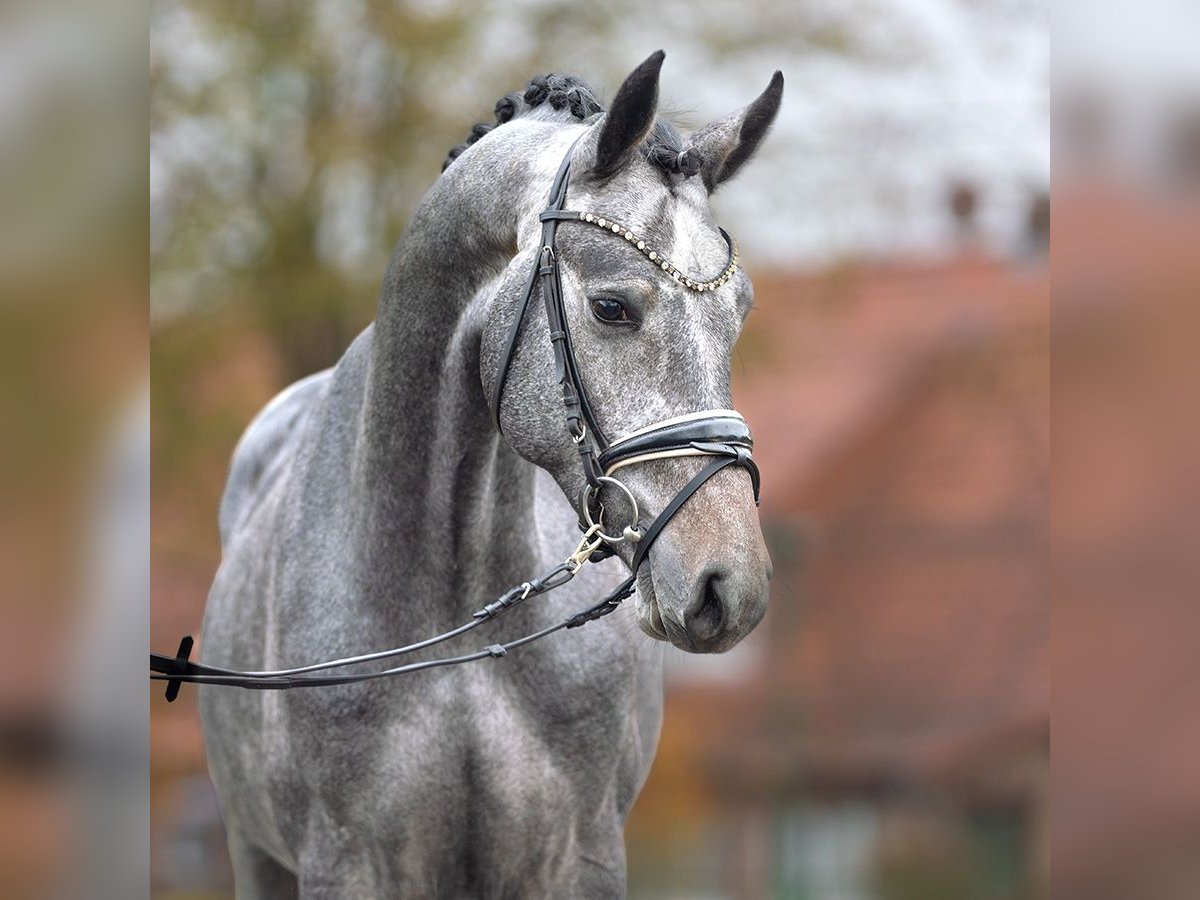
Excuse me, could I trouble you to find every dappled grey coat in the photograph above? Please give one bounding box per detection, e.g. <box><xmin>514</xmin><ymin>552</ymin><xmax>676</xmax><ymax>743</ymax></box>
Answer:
<box><xmin>201</xmin><ymin>51</ymin><xmax>780</xmax><ymax>898</ymax></box>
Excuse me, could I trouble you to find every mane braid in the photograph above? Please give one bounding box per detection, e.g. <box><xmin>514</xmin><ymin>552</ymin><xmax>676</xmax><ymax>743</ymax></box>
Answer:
<box><xmin>441</xmin><ymin>73</ymin><xmax>706</xmax><ymax>178</ymax></box>
<box><xmin>442</xmin><ymin>74</ymin><xmax>602</xmax><ymax>173</ymax></box>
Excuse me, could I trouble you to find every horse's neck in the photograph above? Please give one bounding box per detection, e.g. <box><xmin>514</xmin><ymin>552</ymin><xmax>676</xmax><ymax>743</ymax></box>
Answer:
<box><xmin>353</xmin><ymin>159</ymin><xmax>543</xmax><ymax>613</ymax></box>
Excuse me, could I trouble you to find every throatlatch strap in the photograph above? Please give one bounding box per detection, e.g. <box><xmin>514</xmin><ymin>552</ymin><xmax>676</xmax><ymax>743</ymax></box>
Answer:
<box><xmin>490</xmin><ymin>135</ymin><xmax>583</xmax><ymax>433</ymax></box>
<box><xmin>490</xmin><ymin>255</ymin><xmax>542</xmax><ymax>432</ymax></box>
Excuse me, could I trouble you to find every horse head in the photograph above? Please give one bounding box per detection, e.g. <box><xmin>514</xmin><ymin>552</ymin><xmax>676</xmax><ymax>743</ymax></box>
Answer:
<box><xmin>469</xmin><ymin>52</ymin><xmax>782</xmax><ymax>653</ymax></box>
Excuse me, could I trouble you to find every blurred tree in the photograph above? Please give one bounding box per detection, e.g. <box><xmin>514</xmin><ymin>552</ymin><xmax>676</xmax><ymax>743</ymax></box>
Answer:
<box><xmin>152</xmin><ymin>0</ymin><xmax>485</xmax><ymax>378</ymax></box>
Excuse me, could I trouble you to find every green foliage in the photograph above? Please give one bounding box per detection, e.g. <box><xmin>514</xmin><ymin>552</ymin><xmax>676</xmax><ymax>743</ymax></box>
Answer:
<box><xmin>151</xmin><ymin>1</ymin><xmax>485</xmax><ymax>364</ymax></box>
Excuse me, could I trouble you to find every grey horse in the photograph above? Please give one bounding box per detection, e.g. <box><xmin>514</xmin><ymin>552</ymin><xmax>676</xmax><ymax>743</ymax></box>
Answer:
<box><xmin>200</xmin><ymin>52</ymin><xmax>781</xmax><ymax>898</ymax></box>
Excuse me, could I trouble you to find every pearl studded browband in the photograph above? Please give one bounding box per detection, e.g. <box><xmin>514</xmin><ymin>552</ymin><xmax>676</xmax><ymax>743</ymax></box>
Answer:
<box><xmin>562</xmin><ymin>211</ymin><xmax>741</xmax><ymax>293</ymax></box>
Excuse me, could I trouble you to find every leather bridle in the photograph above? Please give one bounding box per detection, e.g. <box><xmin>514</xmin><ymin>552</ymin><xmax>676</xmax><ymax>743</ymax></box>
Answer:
<box><xmin>491</xmin><ymin>136</ymin><xmax>759</xmax><ymax>559</ymax></box>
<box><xmin>150</xmin><ymin>136</ymin><xmax>761</xmax><ymax>700</ymax></box>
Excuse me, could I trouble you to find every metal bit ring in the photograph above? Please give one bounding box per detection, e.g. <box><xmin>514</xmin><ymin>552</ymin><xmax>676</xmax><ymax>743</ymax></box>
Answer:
<box><xmin>582</xmin><ymin>476</ymin><xmax>642</xmax><ymax>544</ymax></box>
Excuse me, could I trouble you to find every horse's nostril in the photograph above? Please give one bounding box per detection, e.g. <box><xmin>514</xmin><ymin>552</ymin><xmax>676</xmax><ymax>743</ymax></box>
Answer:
<box><xmin>687</xmin><ymin>573</ymin><xmax>726</xmax><ymax>641</ymax></box>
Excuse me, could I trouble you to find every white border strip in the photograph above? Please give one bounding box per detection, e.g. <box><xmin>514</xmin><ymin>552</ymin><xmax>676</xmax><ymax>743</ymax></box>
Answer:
<box><xmin>604</xmin><ymin>447</ymin><xmax>722</xmax><ymax>476</ymax></box>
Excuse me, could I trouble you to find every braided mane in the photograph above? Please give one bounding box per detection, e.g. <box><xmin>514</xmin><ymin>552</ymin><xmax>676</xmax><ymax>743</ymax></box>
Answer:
<box><xmin>442</xmin><ymin>72</ymin><xmax>701</xmax><ymax>179</ymax></box>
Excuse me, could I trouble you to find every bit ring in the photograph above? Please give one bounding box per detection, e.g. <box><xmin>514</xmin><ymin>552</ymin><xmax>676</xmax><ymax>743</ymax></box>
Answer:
<box><xmin>582</xmin><ymin>476</ymin><xmax>641</xmax><ymax>544</ymax></box>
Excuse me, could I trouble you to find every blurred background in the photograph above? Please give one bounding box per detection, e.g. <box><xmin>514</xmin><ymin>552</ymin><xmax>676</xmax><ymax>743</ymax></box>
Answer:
<box><xmin>24</xmin><ymin>0</ymin><xmax>1200</xmax><ymax>897</ymax></box>
<box><xmin>144</xmin><ymin>1</ymin><xmax>1049</xmax><ymax>898</ymax></box>
<box><xmin>7</xmin><ymin>0</ymin><xmax>1137</xmax><ymax>898</ymax></box>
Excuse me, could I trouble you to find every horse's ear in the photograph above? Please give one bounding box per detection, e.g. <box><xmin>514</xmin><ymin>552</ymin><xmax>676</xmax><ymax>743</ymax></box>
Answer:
<box><xmin>689</xmin><ymin>71</ymin><xmax>784</xmax><ymax>193</ymax></box>
<box><xmin>593</xmin><ymin>50</ymin><xmax>665</xmax><ymax>178</ymax></box>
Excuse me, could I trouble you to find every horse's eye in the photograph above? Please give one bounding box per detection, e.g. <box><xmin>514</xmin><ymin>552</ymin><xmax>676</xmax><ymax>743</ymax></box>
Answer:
<box><xmin>590</xmin><ymin>297</ymin><xmax>629</xmax><ymax>323</ymax></box>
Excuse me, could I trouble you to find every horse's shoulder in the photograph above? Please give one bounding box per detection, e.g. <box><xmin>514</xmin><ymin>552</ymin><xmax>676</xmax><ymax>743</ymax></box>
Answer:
<box><xmin>218</xmin><ymin>368</ymin><xmax>333</xmax><ymax>545</ymax></box>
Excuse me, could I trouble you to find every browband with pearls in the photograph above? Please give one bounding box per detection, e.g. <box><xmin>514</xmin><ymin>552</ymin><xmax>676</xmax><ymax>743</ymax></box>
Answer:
<box><xmin>539</xmin><ymin>209</ymin><xmax>740</xmax><ymax>293</ymax></box>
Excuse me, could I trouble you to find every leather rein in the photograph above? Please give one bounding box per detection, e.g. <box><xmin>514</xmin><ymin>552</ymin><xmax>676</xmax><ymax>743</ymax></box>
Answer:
<box><xmin>150</xmin><ymin>137</ymin><xmax>760</xmax><ymax>701</ymax></box>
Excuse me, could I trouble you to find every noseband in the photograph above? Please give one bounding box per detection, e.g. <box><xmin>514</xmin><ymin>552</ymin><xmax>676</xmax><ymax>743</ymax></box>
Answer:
<box><xmin>150</xmin><ymin>137</ymin><xmax>761</xmax><ymax>698</ymax></box>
